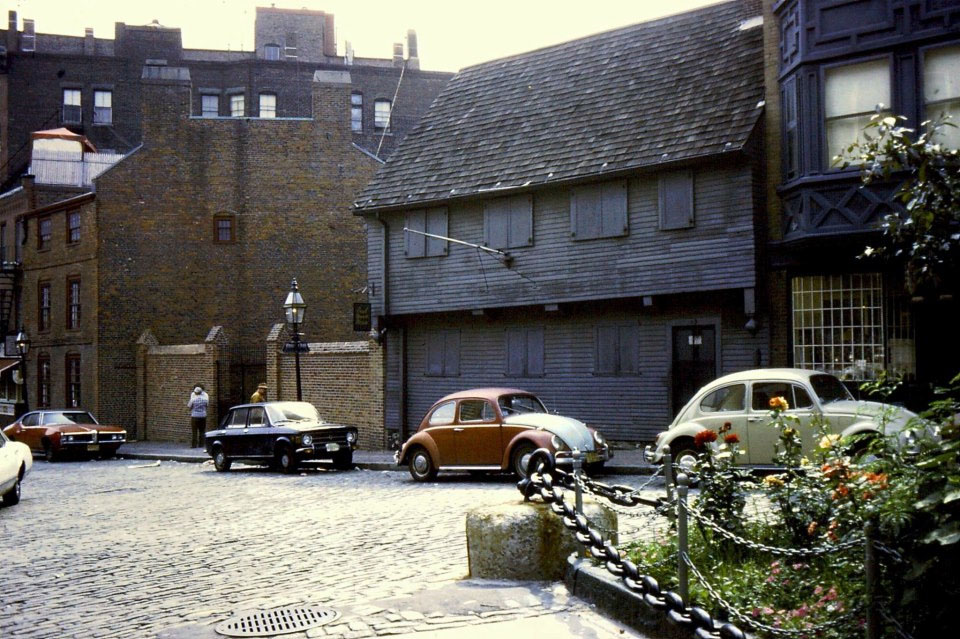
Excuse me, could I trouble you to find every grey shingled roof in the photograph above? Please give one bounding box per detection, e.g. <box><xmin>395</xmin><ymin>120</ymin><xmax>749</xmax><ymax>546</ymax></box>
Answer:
<box><xmin>354</xmin><ymin>0</ymin><xmax>764</xmax><ymax>212</ymax></box>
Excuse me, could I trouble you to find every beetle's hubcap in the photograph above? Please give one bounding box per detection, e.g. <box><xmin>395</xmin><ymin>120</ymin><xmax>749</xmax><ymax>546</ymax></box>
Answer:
<box><xmin>413</xmin><ymin>454</ymin><xmax>429</xmax><ymax>474</ymax></box>
<box><xmin>519</xmin><ymin>451</ymin><xmax>533</xmax><ymax>474</ymax></box>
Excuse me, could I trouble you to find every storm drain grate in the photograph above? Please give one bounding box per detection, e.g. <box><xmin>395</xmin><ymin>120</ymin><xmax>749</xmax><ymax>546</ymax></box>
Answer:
<box><xmin>215</xmin><ymin>605</ymin><xmax>340</xmax><ymax>637</ymax></box>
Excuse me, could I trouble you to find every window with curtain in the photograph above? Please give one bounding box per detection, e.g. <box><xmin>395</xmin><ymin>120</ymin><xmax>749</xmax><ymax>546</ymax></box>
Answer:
<box><xmin>924</xmin><ymin>45</ymin><xmax>960</xmax><ymax>149</ymax></box>
<box><xmin>824</xmin><ymin>59</ymin><xmax>890</xmax><ymax>166</ymax></box>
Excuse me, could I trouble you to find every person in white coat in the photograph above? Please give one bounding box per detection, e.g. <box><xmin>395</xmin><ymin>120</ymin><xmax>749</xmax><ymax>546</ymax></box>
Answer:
<box><xmin>188</xmin><ymin>386</ymin><xmax>209</xmax><ymax>448</ymax></box>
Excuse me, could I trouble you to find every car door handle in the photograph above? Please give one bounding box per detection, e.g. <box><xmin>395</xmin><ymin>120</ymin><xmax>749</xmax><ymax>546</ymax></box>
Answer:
<box><xmin>453</xmin><ymin>428</ymin><xmax>465</xmax><ymax>433</ymax></box>
<box><xmin>747</xmin><ymin>417</ymin><xmax>764</xmax><ymax>422</ymax></box>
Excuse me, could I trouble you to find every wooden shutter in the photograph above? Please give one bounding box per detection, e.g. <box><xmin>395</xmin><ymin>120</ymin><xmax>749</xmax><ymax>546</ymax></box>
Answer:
<box><xmin>425</xmin><ymin>207</ymin><xmax>448</xmax><ymax>256</ymax></box>
<box><xmin>618</xmin><ymin>325</ymin><xmax>638</xmax><ymax>374</ymax></box>
<box><xmin>659</xmin><ymin>171</ymin><xmax>694</xmax><ymax>230</ymax></box>
<box><xmin>405</xmin><ymin>210</ymin><xmax>426</xmax><ymax>257</ymax></box>
<box><xmin>484</xmin><ymin>201</ymin><xmax>510</xmax><ymax>249</ymax></box>
<box><xmin>426</xmin><ymin>332</ymin><xmax>444</xmax><ymax>375</ymax></box>
<box><xmin>443</xmin><ymin>329</ymin><xmax>460</xmax><ymax>375</ymax></box>
<box><xmin>595</xmin><ymin>325</ymin><xmax>618</xmax><ymax>374</ymax></box>
<box><xmin>600</xmin><ymin>180</ymin><xmax>628</xmax><ymax>236</ymax></box>
<box><xmin>506</xmin><ymin>329</ymin><xmax>525</xmax><ymax>376</ymax></box>
<box><xmin>571</xmin><ymin>184</ymin><xmax>602</xmax><ymax>239</ymax></box>
<box><xmin>526</xmin><ymin>328</ymin><xmax>544</xmax><ymax>376</ymax></box>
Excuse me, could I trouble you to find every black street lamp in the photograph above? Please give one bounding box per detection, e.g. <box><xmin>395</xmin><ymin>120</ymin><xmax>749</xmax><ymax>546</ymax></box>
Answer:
<box><xmin>15</xmin><ymin>327</ymin><xmax>30</xmax><ymax>415</ymax></box>
<box><xmin>283</xmin><ymin>278</ymin><xmax>306</xmax><ymax>401</ymax></box>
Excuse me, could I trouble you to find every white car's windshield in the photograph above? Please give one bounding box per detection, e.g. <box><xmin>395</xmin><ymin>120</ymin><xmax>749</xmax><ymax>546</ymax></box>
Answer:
<box><xmin>810</xmin><ymin>374</ymin><xmax>854</xmax><ymax>404</ymax></box>
<box><xmin>498</xmin><ymin>394</ymin><xmax>547</xmax><ymax>416</ymax></box>
<box><xmin>41</xmin><ymin>411</ymin><xmax>98</xmax><ymax>425</ymax></box>
<box><xmin>265</xmin><ymin>402</ymin><xmax>320</xmax><ymax>423</ymax></box>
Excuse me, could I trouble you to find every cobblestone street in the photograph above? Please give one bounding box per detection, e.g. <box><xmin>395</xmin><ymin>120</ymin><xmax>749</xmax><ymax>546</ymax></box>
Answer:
<box><xmin>1</xmin><ymin>459</ymin><xmax>650</xmax><ymax>639</ymax></box>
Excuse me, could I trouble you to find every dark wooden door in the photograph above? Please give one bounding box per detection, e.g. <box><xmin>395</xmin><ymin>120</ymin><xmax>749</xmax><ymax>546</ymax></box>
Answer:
<box><xmin>672</xmin><ymin>326</ymin><xmax>717</xmax><ymax>417</ymax></box>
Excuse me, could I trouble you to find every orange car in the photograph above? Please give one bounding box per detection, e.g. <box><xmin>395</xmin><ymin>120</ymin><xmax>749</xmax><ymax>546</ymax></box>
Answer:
<box><xmin>3</xmin><ymin>410</ymin><xmax>127</xmax><ymax>461</ymax></box>
<box><xmin>396</xmin><ymin>388</ymin><xmax>612</xmax><ymax>481</ymax></box>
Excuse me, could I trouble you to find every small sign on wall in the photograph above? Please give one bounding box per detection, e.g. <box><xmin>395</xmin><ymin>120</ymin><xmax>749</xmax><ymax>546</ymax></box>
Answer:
<box><xmin>0</xmin><ymin>402</ymin><xmax>15</xmax><ymax>416</ymax></box>
<box><xmin>353</xmin><ymin>303</ymin><xmax>372</xmax><ymax>332</ymax></box>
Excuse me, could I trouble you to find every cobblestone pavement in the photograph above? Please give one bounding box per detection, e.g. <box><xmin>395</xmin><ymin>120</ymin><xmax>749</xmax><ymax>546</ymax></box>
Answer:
<box><xmin>1</xmin><ymin>459</ymin><xmax>651</xmax><ymax>639</ymax></box>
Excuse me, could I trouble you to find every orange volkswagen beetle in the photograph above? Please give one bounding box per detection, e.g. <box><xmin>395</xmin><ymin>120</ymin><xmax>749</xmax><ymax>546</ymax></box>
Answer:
<box><xmin>396</xmin><ymin>388</ymin><xmax>612</xmax><ymax>482</ymax></box>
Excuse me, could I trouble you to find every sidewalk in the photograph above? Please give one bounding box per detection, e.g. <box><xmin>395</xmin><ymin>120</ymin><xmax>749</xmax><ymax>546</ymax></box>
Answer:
<box><xmin>117</xmin><ymin>441</ymin><xmax>655</xmax><ymax>474</ymax></box>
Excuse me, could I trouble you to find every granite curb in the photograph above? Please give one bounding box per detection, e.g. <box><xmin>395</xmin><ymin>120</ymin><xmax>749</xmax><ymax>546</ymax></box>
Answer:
<box><xmin>565</xmin><ymin>555</ymin><xmax>686</xmax><ymax>639</ymax></box>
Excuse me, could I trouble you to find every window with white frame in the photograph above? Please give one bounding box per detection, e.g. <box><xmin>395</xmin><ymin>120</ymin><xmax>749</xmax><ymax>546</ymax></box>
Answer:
<box><xmin>374</xmin><ymin>99</ymin><xmax>391</xmax><ymax>130</ymax></box>
<box><xmin>201</xmin><ymin>94</ymin><xmax>219</xmax><ymax>118</ymax></box>
<box><xmin>67</xmin><ymin>277</ymin><xmax>81</xmax><ymax>330</ymax></box>
<box><xmin>264</xmin><ymin>44</ymin><xmax>281</xmax><ymax>60</ymax></box>
<box><xmin>792</xmin><ymin>273</ymin><xmax>886</xmax><ymax>381</ymax></box>
<box><xmin>351</xmin><ymin>93</ymin><xmax>363</xmax><ymax>132</ymax></box>
<box><xmin>62</xmin><ymin>88</ymin><xmax>82</xmax><ymax>124</ymax></box>
<box><xmin>924</xmin><ymin>45</ymin><xmax>960</xmax><ymax>149</ymax></box>
<box><xmin>824</xmin><ymin>59</ymin><xmax>890</xmax><ymax>166</ymax></box>
<box><xmin>67</xmin><ymin>210</ymin><xmax>81</xmax><ymax>243</ymax></box>
<box><xmin>230</xmin><ymin>94</ymin><xmax>245</xmax><ymax>117</ymax></box>
<box><xmin>259</xmin><ymin>93</ymin><xmax>276</xmax><ymax>118</ymax></box>
<box><xmin>93</xmin><ymin>90</ymin><xmax>112</xmax><ymax>124</ymax></box>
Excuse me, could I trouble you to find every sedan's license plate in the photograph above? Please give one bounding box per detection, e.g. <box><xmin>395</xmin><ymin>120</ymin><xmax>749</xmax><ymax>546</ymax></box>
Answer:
<box><xmin>87</xmin><ymin>444</ymin><xmax>100</xmax><ymax>452</ymax></box>
<box><xmin>325</xmin><ymin>443</ymin><xmax>340</xmax><ymax>452</ymax></box>
<box><xmin>586</xmin><ymin>452</ymin><xmax>600</xmax><ymax>463</ymax></box>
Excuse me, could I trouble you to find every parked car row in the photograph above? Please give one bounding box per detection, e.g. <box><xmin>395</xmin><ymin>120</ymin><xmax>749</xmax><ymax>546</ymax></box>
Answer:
<box><xmin>0</xmin><ymin>369</ymin><xmax>920</xmax><ymax>509</ymax></box>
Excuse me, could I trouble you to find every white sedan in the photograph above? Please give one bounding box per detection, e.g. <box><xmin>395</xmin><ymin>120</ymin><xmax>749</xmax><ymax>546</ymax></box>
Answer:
<box><xmin>1</xmin><ymin>427</ymin><xmax>32</xmax><ymax>507</ymax></box>
<box><xmin>647</xmin><ymin>368</ymin><xmax>917</xmax><ymax>468</ymax></box>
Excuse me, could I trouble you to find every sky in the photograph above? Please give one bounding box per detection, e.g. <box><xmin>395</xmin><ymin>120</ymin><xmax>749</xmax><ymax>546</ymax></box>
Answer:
<box><xmin>6</xmin><ymin>0</ymin><xmax>727</xmax><ymax>72</ymax></box>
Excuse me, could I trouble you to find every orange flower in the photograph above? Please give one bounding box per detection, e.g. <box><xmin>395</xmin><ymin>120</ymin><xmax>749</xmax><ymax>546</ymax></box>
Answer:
<box><xmin>807</xmin><ymin>521</ymin><xmax>819</xmax><ymax>536</ymax></box>
<box><xmin>694</xmin><ymin>430</ymin><xmax>718</xmax><ymax>448</ymax></box>
<box><xmin>769</xmin><ymin>396</ymin><xmax>790</xmax><ymax>412</ymax></box>
<box><xmin>831</xmin><ymin>484</ymin><xmax>850</xmax><ymax>500</ymax></box>
<box><xmin>724</xmin><ymin>433</ymin><xmax>740</xmax><ymax>445</ymax></box>
<box><xmin>864</xmin><ymin>472</ymin><xmax>889</xmax><ymax>488</ymax></box>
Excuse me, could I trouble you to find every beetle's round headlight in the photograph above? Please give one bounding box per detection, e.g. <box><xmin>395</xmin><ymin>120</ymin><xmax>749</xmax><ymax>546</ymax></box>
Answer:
<box><xmin>346</xmin><ymin>431</ymin><xmax>357</xmax><ymax>444</ymax></box>
<box><xmin>550</xmin><ymin>434</ymin><xmax>564</xmax><ymax>450</ymax></box>
<box><xmin>302</xmin><ymin>434</ymin><xmax>313</xmax><ymax>446</ymax></box>
<box><xmin>594</xmin><ymin>431</ymin><xmax>605</xmax><ymax>445</ymax></box>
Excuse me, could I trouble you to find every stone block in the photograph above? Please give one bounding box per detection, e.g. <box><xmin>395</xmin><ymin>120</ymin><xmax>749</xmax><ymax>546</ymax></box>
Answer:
<box><xmin>465</xmin><ymin>499</ymin><xmax>616</xmax><ymax>581</ymax></box>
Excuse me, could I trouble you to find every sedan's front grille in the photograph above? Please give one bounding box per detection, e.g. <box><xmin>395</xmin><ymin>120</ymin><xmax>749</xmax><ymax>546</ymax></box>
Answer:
<box><xmin>62</xmin><ymin>433</ymin><xmax>95</xmax><ymax>444</ymax></box>
<box><xmin>97</xmin><ymin>432</ymin><xmax>125</xmax><ymax>442</ymax></box>
<box><xmin>307</xmin><ymin>429</ymin><xmax>350</xmax><ymax>445</ymax></box>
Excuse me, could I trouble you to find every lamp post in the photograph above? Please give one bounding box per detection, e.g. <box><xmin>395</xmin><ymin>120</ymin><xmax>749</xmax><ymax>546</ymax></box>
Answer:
<box><xmin>15</xmin><ymin>327</ymin><xmax>30</xmax><ymax>415</ymax></box>
<box><xmin>283</xmin><ymin>278</ymin><xmax>306</xmax><ymax>401</ymax></box>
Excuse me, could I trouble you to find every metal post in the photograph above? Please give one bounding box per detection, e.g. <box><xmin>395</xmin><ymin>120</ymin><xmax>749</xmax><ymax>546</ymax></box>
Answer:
<box><xmin>293</xmin><ymin>325</ymin><xmax>302</xmax><ymax>402</ymax></box>
<box><xmin>664</xmin><ymin>451</ymin><xmax>675</xmax><ymax>505</ymax></box>
<box><xmin>865</xmin><ymin>520</ymin><xmax>879</xmax><ymax>639</ymax></box>
<box><xmin>676</xmin><ymin>472</ymin><xmax>690</xmax><ymax>606</ymax></box>
<box><xmin>572</xmin><ymin>448</ymin><xmax>585</xmax><ymax>559</ymax></box>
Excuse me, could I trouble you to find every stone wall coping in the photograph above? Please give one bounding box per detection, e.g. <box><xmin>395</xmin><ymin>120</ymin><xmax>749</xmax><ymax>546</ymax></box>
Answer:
<box><xmin>301</xmin><ymin>341</ymin><xmax>371</xmax><ymax>354</ymax></box>
<box><xmin>149</xmin><ymin>344</ymin><xmax>205</xmax><ymax>355</ymax></box>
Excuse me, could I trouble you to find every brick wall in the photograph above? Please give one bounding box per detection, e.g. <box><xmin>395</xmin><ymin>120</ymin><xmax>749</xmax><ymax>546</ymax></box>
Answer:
<box><xmin>136</xmin><ymin>326</ymin><xmax>225</xmax><ymax>442</ymax></box>
<box><xmin>266</xmin><ymin>325</ymin><xmax>385</xmax><ymax>450</ymax></box>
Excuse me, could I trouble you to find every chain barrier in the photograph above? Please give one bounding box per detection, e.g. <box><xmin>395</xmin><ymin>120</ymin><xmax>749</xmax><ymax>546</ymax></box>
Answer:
<box><xmin>681</xmin><ymin>500</ymin><xmax>866</xmax><ymax>558</ymax></box>
<box><xmin>519</xmin><ymin>463</ymin><xmax>749</xmax><ymax>639</ymax></box>
<box><xmin>872</xmin><ymin>540</ymin><xmax>906</xmax><ymax>564</ymax></box>
<box><xmin>683</xmin><ymin>551</ymin><xmax>863</xmax><ymax>636</ymax></box>
<box><xmin>879</xmin><ymin>605</ymin><xmax>915</xmax><ymax>639</ymax></box>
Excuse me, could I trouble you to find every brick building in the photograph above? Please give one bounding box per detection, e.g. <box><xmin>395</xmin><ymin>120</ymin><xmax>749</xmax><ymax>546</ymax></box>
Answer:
<box><xmin>0</xmin><ymin>7</ymin><xmax>451</xmax><ymax>436</ymax></box>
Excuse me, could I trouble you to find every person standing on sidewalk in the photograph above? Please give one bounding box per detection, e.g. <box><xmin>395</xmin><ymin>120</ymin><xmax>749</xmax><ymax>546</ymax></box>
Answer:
<box><xmin>250</xmin><ymin>383</ymin><xmax>267</xmax><ymax>403</ymax></box>
<box><xmin>188</xmin><ymin>385</ymin><xmax>209</xmax><ymax>448</ymax></box>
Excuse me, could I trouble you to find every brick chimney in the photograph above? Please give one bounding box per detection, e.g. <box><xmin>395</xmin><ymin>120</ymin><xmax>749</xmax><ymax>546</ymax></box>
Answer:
<box><xmin>6</xmin><ymin>11</ymin><xmax>17</xmax><ymax>53</ymax></box>
<box><xmin>323</xmin><ymin>13</ymin><xmax>336</xmax><ymax>57</ymax></box>
<box><xmin>84</xmin><ymin>27</ymin><xmax>95</xmax><ymax>55</ymax></box>
<box><xmin>392</xmin><ymin>42</ymin><xmax>403</xmax><ymax>67</ymax></box>
<box><xmin>140</xmin><ymin>65</ymin><xmax>192</xmax><ymax>146</ymax></box>
<box><xmin>406</xmin><ymin>29</ymin><xmax>419</xmax><ymax>71</ymax></box>
<box><xmin>312</xmin><ymin>70</ymin><xmax>351</xmax><ymax>138</ymax></box>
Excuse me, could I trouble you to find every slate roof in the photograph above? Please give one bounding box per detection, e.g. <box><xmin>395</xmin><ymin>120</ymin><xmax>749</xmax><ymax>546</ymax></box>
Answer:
<box><xmin>354</xmin><ymin>0</ymin><xmax>764</xmax><ymax>212</ymax></box>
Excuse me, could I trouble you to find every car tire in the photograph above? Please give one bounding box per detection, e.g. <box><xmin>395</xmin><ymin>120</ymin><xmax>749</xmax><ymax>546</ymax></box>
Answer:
<box><xmin>212</xmin><ymin>446</ymin><xmax>231</xmax><ymax>472</ymax></box>
<box><xmin>43</xmin><ymin>441</ymin><xmax>57</xmax><ymax>463</ymax></box>
<box><xmin>1</xmin><ymin>474</ymin><xmax>21</xmax><ymax>507</ymax></box>
<box><xmin>408</xmin><ymin>447</ymin><xmax>437</xmax><ymax>482</ymax></box>
<box><xmin>511</xmin><ymin>441</ymin><xmax>537</xmax><ymax>479</ymax></box>
<box><xmin>332</xmin><ymin>450</ymin><xmax>353</xmax><ymax>470</ymax></box>
<box><xmin>848</xmin><ymin>433</ymin><xmax>879</xmax><ymax>463</ymax></box>
<box><xmin>277</xmin><ymin>444</ymin><xmax>298</xmax><ymax>474</ymax></box>
<box><xmin>670</xmin><ymin>439</ymin><xmax>699</xmax><ymax>474</ymax></box>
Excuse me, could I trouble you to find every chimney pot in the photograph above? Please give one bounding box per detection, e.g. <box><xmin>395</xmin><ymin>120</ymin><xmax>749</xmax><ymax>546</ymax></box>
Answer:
<box><xmin>406</xmin><ymin>29</ymin><xmax>418</xmax><ymax>59</ymax></box>
<box><xmin>392</xmin><ymin>42</ymin><xmax>403</xmax><ymax>66</ymax></box>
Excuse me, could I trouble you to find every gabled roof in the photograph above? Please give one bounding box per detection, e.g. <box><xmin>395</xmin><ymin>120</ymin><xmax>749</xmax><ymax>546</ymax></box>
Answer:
<box><xmin>355</xmin><ymin>0</ymin><xmax>764</xmax><ymax>212</ymax></box>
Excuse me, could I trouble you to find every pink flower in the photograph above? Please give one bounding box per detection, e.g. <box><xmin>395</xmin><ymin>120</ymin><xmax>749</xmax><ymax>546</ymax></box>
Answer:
<box><xmin>813</xmin><ymin>585</ymin><xmax>824</xmax><ymax>596</ymax></box>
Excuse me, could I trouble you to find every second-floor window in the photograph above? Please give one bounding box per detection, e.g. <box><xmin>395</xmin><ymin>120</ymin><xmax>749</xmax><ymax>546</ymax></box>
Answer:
<box><xmin>93</xmin><ymin>90</ymin><xmax>112</xmax><ymax>124</ymax></box>
<box><xmin>404</xmin><ymin>207</ymin><xmax>448</xmax><ymax>258</ymax></box>
<box><xmin>924</xmin><ymin>45</ymin><xmax>960</xmax><ymax>149</ymax></box>
<box><xmin>824</xmin><ymin>58</ymin><xmax>890</xmax><ymax>166</ymax></box>
<box><xmin>484</xmin><ymin>194</ymin><xmax>533</xmax><ymax>249</ymax></box>
<box><xmin>264</xmin><ymin>43</ymin><xmax>281</xmax><ymax>60</ymax></box>
<box><xmin>374</xmin><ymin>99</ymin><xmax>391</xmax><ymax>130</ymax></box>
<box><xmin>38</xmin><ymin>217</ymin><xmax>52</xmax><ymax>250</ymax></box>
<box><xmin>351</xmin><ymin>93</ymin><xmax>363</xmax><ymax>132</ymax></box>
<box><xmin>67</xmin><ymin>211</ymin><xmax>81</xmax><ymax>243</ymax></box>
<box><xmin>230</xmin><ymin>94</ymin><xmax>245</xmax><ymax>117</ymax></box>
<box><xmin>62</xmin><ymin>88</ymin><xmax>82</xmax><ymax>124</ymax></box>
<box><xmin>570</xmin><ymin>180</ymin><xmax>628</xmax><ymax>240</ymax></box>
<box><xmin>37</xmin><ymin>355</ymin><xmax>51</xmax><ymax>409</ymax></box>
<box><xmin>201</xmin><ymin>95</ymin><xmax>219</xmax><ymax>118</ymax></box>
<box><xmin>214</xmin><ymin>214</ymin><xmax>235</xmax><ymax>243</ymax></box>
<box><xmin>39</xmin><ymin>282</ymin><xmax>51</xmax><ymax>331</ymax></box>
<box><xmin>259</xmin><ymin>93</ymin><xmax>276</xmax><ymax>118</ymax></box>
<box><xmin>67</xmin><ymin>277</ymin><xmax>81</xmax><ymax>330</ymax></box>
<box><xmin>66</xmin><ymin>354</ymin><xmax>81</xmax><ymax>408</ymax></box>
